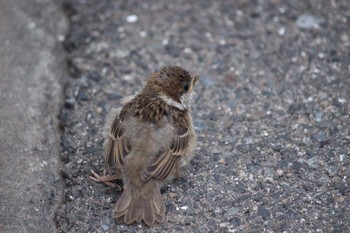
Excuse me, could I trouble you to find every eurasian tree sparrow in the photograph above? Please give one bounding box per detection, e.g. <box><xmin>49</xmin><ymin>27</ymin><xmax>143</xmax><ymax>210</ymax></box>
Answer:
<box><xmin>91</xmin><ymin>66</ymin><xmax>199</xmax><ymax>225</ymax></box>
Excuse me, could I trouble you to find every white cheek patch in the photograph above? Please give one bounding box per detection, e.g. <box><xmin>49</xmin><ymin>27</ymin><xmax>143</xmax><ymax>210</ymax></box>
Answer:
<box><xmin>180</xmin><ymin>93</ymin><xmax>192</xmax><ymax>109</ymax></box>
<box><xmin>160</xmin><ymin>95</ymin><xmax>185</xmax><ymax>111</ymax></box>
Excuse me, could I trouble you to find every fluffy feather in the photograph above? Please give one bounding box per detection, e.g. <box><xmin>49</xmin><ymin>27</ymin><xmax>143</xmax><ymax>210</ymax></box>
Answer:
<box><xmin>91</xmin><ymin>66</ymin><xmax>198</xmax><ymax>226</ymax></box>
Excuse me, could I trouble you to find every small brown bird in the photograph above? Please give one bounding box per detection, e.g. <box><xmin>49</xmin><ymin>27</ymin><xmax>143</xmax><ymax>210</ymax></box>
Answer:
<box><xmin>90</xmin><ymin>66</ymin><xmax>198</xmax><ymax>225</ymax></box>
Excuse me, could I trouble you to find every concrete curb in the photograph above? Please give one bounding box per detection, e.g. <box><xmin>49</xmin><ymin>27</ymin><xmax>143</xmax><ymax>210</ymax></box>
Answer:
<box><xmin>0</xmin><ymin>0</ymin><xmax>68</xmax><ymax>232</ymax></box>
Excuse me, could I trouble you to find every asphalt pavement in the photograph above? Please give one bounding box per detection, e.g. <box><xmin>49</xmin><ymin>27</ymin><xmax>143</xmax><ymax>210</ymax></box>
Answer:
<box><xmin>55</xmin><ymin>0</ymin><xmax>350</xmax><ymax>232</ymax></box>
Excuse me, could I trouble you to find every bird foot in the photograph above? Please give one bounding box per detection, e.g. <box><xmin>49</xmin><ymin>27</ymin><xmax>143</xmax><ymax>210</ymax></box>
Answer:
<box><xmin>89</xmin><ymin>169</ymin><xmax>122</xmax><ymax>189</ymax></box>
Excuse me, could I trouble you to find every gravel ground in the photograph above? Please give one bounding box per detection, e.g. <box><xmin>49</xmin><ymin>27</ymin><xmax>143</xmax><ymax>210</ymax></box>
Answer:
<box><xmin>55</xmin><ymin>0</ymin><xmax>350</xmax><ymax>232</ymax></box>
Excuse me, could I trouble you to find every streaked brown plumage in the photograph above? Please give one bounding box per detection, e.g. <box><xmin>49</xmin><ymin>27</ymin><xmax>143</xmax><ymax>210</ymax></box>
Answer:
<box><xmin>90</xmin><ymin>66</ymin><xmax>198</xmax><ymax>225</ymax></box>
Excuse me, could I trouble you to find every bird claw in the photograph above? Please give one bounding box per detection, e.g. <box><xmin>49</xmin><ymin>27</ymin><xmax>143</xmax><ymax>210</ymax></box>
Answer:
<box><xmin>89</xmin><ymin>169</ymin><xmax>121</xmax><ymax>189</ymax></box>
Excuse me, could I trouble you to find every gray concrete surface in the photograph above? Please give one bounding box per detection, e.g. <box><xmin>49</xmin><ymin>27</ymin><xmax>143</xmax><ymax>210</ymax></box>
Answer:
<box><xmin>0</xmin><ymin>0</ymin><xmax>68</xmax><ymax>232</ymax></box>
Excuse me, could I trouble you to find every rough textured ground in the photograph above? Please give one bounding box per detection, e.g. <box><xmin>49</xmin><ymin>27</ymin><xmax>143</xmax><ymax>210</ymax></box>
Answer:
<box><xmin>0</xmin><ymin>0</ymin><xmax>67</xmax><ymax>232</ymax></box>
<box><xmin>56</xmin><ymin>0</ymin><xmax>350</xmax><ymax>232</ymax></box>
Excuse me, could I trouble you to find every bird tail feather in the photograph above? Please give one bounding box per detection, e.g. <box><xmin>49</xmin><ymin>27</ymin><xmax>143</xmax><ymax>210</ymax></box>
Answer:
<box><xmin>113</xmin><ymin>183</ymin><xmax>165</xmax><ymax>225</ymax></box>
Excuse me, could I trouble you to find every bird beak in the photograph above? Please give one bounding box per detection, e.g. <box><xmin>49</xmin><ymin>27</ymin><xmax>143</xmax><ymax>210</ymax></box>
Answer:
<box><xmin>189</xmin><ymin>75</ymin><xmax>199</xmax><ymax>93</ymax></box>
<box><xmin>193</xmin><ymin>75</ymin><xmax>199</xmax><ymax>85</ymax></box>
<box><xmin>192</xmin><ymin>74</ymin><xmax>199</xmax><ymax>88</ymax></box>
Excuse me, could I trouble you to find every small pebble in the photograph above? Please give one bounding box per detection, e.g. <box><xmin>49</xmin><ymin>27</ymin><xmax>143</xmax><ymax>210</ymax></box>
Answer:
<box><xmin>338</xmin><ymin>98</ymin><xmax>346</xmax><ymax>103</ymax></box>
<box><xmin>162</xmin><ymin>39</ymin><xmax>168</xmax><ymax>45</ymax></box>
<box><xmin>57</xmin><ymin>35</ymin><xmax>65</xmax><ymax>42</ymax></box>
<box><xmin>96</xmin><ymin>107</ymin><xmax>102</xmax><ymax>114</ymax></box>
<box><xmin>337</xmin><ymin>196</ymin><xmax>345</xmax><ymax>202</ymax></box>
<box><xmin>296</xmin><ymin>14</ymin><xmax>320</xmax><ymax>29</ymax></box>
<box><xmin>168</xmin><ymin>192</ymin><xmax>176</xmax><ymax>199</ymax></box>
<box><xmin>218</xmin><ymin>159</ymin><xmax>226</xmax><ymax>164</ymax></box>
<box><xmin>278</xmin><ymin>27</ymin><xmax>286</xmax><ymax>36</ymax></box>
<box><xmin>126</xmin><ymin>14</ymin><xmax>138</xmax><ymax>23</ymax></box>
<box><xmin>122</xmin><ymin>75</ymin><xmax>133</xmax><ymax>81</ymax></box>
<box><xmin>257</xmin><ymin>207</ymin><xmax>271</xmax><ymax>219</ymax></box>
<box><xmin>28</xmin><ymin>22</ymin><xmax>36</xmax><ymax>29</ymax></box>
<box><xmin>276</xmin><ymin>169</ymin><xmax>283</xmax><ymax>176</ymax></box>
<box><xmin>139</xmin><ymin>31</ymin><xmax>147</xmax><ymax>37</ymax></box>
<box><xmin>101</xmin><ymin>224</ymin><xmax>109</xmax><ymax>231</ymax></box>
<box><xmin>180</xmin><ymin>206</ymin><xmax>188</xmax><ymax>210</ymax></box>
<box><xmin>312</xmin><ymin>132</ymin><xmax>330</xmax><ymax>143</ymax></box>
<box><xmin>213</xmin><ymin>147</ymin><xmax>221</xmax><ymax>155</ymax></box>
<box><xmin>183</xmin><ymin>47</ymin><xmax>192</xmax><ymax>53</ymax></box>
<box><xmin>245</xmin><ymin>137</ymin><xmax>254</xmax><ymax>145</ymax></box>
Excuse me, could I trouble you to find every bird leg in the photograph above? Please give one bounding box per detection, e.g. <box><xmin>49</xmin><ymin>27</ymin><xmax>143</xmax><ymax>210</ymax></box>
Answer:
<box><xmin>90</xmin><ymin>169</ymin><xmax>122</xmax><ymax>189</ymax></box>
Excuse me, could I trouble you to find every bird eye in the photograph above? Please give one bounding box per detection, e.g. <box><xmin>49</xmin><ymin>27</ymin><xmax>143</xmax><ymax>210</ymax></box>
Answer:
<box><xmin>183</xmin><ymin>84</ymin><xmax>190</xmax><ymax>91</ymax></box>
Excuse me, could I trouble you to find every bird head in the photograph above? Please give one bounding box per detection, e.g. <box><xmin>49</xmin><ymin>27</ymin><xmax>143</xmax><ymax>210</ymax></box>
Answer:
<box><xmin>145</xmin><ymin>66</ymin><xmax>199</xmax><ymax>110</ymax></box>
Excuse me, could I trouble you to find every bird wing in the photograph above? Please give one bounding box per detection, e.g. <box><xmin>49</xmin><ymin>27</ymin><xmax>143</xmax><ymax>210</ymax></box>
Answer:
<box><xmin>104</xmin><ymin>115</ymin><xmax>131</xmax><ymax>170</ymax></box>
<box><xmin>141</xmin><ymin>125</ymin><xmax>190</xmax><ymax>181</ymax></box>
